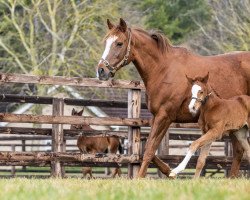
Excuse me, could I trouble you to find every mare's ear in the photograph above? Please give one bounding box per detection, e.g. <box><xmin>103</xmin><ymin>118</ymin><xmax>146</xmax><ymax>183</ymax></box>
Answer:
<box><xmin>107</xmin><ymin>19</ymin><xmax>114</xmax><ymax>30</ymax></box>
<box><xmin>78</xmin><ymin>108</ymin><xmax>84</xmax><ymax>116</ymax></box>
<box><xmin>119</xmin><ymin>18</ymin><xmax>127</xmax><ymax>32</ymax></box>
<box><xmin>202</xmin><ymin>72</ymin><xmax>209</xmax><ymax>84</ymax></box>
<box><xmin>72</xmin><ymin>108</ymin><xmax>76</xmax><ymax>115</ymax></box>
<box><xmin>185</xmin><ymin>75</ymin><xmax>194</xmax><ymax>84</ymax></box>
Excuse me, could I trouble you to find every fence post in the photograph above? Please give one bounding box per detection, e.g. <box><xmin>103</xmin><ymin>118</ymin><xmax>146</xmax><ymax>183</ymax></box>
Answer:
<box><xmin>21</xmin><ymin>140</ymin><xmax>26</xmax><ymax>171</ymax></box>
<box><xmin>224</xmin><ymin>141</ymin><xmax>229</xmax><ymax>177</ymax></box>
<box><xmin>11</xmin><ymin>144</ymin><xmax>16</xmax><ymax>177</ymax></box>
<box><xmin>127</xmin><ymin>89</ymin><xmax>141</xmax><ymax>178</ymax></box>
<box><xmin>51</xmin><ymin>98</ymin><xmax>64</xmax><ymax>178</ymax></box>
<box><xmin>157</xmin><ymin>131</ymin><xmax>169</xmax><ymax>178</ymax></box>
<box><xmin>224</xmin><ymin>140</ymin><xmax>233</xmax><ymax>177</ymax></box>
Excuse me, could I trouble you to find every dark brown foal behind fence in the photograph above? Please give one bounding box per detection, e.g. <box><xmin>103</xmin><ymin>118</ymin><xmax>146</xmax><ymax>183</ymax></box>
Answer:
<box><xmin>169</xmin><ymin>73</ymin><xmax>250</xmax><ymax>178</ymax></box>
<box><xmin>71</xmin><ymin>108</ymin><xmax>122</xmax><ymax>178</ymax></box>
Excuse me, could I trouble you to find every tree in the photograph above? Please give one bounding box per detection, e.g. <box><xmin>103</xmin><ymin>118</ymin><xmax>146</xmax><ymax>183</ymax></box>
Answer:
<box><xmin>136</xmin><ymin>0</ymin><xmax>211</xmax><ymax>44</ymax></box>
<box><xmin>189</xmin><ymin>0</ymin><xmax>250</xmax><ymax>55</ymax></box>
<box><xmin>0</xmin><ymin>0</ymin><xmax>124</xmax><ymax>77</ymax></box>
<box><xmin>0</xmin><ymin>0</ymin><xmax>135</xmax><ymax>115</ymax></box>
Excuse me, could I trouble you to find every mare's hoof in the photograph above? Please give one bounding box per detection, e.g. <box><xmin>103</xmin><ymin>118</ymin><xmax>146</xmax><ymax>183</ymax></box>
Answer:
<box><xmin>169</xmin><ymin>172</ymin><xmax>177</xmax><ymax>179</ymax></box>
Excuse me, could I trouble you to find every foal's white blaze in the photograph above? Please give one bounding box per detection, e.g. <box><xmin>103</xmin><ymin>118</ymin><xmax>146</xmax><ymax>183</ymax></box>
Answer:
<box><xmin>96</xmin><ymin>35</ymin><xmax>118</xmax><ymax>78</ymax></box>
<box><xmin>188</xmin><ymin>84</ymin><xmax>201</xmax><ymax>115</ymax></box>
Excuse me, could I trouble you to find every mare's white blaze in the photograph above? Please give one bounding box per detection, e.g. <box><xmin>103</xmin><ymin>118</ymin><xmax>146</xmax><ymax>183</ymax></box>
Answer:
<box><xmin>96</xmin><ymin>35</ymin><xmax>118</xmax><ymax>78</ymax></box>
<box><xmin>101</xmin><ymin>35</ymin><xmax>118</xmax><ymax>60</ymax></box>
<box><xmin>188</xmin><ymin>84</ymin><xmax>201</xmax><ymax>115</ymax></box>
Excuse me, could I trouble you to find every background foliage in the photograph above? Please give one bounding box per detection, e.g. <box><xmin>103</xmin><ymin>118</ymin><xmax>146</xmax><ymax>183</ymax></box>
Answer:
<box><xmin>0</xmin><ymin>0</ymin><xmax>249</xmax><ymax>81</ymax></box>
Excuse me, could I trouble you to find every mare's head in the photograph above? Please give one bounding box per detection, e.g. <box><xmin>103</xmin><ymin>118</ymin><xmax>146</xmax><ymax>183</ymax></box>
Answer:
<box><xmin>96</xmin><ymin>18</ymin><xmax>132</xmax><ymax>80</ymax></box>
<box><xmin>71</xmin><ymin>108</ymin><xmax>84</xmax><ymax>130</ymax></box>
<box><xmin>186</xmin><ymin>73</ymin><xmax>210</xmax><ymax>116</ymax></box>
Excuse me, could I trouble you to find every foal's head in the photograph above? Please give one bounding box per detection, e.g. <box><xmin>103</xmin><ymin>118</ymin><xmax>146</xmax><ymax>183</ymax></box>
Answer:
<box><xmin>96</xmin><ymin>18</ymin><xmax>132</xmax><ymax>80</ymax></box>
<box><xmin>71</xmin><ymin>108</ymin><xmax>84</xmax><ymax>130</ymax></box>
<box><xmin>186</xmin><ymin>73</ymin><xmax>210</xmax><ymax>116</ymax></box>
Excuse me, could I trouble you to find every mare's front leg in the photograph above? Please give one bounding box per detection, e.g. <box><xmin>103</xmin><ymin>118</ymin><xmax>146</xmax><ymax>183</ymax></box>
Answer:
<box><xmin>137</xmin><ymin>110</ymin><xmax>171</xmax><ymax>178</ymax></box>
<box><xmin>194</xmin><ymin>142</ymin><xmax>212</xmax><ymax>178</ymax></box>
<box><xmin>169</xmin><ymin>126</ymin><xmax>222</xmax><ymax>178</ymax></box>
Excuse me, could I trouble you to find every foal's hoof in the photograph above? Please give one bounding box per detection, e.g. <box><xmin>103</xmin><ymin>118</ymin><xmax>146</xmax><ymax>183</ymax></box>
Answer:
<box><xmin>169</xmin><ymin>172</ymin><xmax>177</xmax><ymax>179</ymax></box>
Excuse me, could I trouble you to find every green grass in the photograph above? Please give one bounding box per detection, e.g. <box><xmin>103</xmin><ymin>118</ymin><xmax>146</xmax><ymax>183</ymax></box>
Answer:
<box><xmin>0</xmin><ymin>178</ymin><xmax>249</xmax><ymax>200</ymax></box>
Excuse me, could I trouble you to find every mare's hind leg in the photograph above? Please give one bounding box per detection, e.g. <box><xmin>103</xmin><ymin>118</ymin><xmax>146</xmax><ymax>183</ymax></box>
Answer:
<box><xmin>194</xmin><ymin>142</ymin><xmax>212</xmax><ymax>179</ymax></box>
<box><xmin>152</xmin><ymin>156</ymin><xmax>171</xmax><ymax>176</ymax></box>
<box><xmin>234</xmin><ymin>128</ymin><xmax>250</xmax><ymax>164</ymax></box>
<box><xmin>229</xmin><ymin>133</ymin><xmax>244</xmax><ymax>178</ymax></box>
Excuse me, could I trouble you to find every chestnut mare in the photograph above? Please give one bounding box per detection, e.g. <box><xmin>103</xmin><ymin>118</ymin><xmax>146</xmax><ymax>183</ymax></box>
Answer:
<box><xmin>96</xmin><ymin>18</ymin><xmax>250</xmax><ymax>178</ymax></box>
<box><xmin>169</xmin><ymin>73</ymin><xmax>250</xmax><ymax>178</ymax></box>
<box><xmin>71</xmin><ymin>108</ymin><xmax>122</xmax><ymax>178</ymax></box>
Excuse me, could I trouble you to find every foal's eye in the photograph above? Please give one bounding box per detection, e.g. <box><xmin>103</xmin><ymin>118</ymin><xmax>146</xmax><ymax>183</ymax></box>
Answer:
<box><xmin>117</xmin><ymin>42</ymin><xmax>123</xmax><ymax>47</ymax></box>
<box><xmin>200</xmin><ymin>91</ymin><xmax>204</xmax><ymax>94</ymax></box>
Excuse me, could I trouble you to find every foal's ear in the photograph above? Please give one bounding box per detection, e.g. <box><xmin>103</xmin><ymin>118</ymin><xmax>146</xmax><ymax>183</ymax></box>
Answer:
<box><xmin>107</xmin><ymin>19</ymin><xmax>114</xmax><ymax>30</ymax></box>
<box><xmin>72</xmin><ymin>108</ymin><xmax>76</xmax><ymax>115</ymax></box>
<box><xmin>202</xmin><ymin>72</ymin><xmax>209</xmax><ymax>84</ymax></box>
<box><xmin>78</xmin><ymin>108</ymin><xmax>84</xmax><ymax>116</ymax></box>
<box><xmin>185</xmin><ymin>75</ymin><xmax>194</xmax><ymax>84</ymax></box>
<box><xmin>119</xmin><ymin>18</ymin><xmax>127</xmax><ymax>32</ymax></box>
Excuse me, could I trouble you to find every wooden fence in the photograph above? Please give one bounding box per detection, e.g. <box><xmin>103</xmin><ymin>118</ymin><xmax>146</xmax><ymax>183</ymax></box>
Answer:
<box><xmin>0</xmin><ymin>72</ymin><xmax>249</xmax><ymax>178</ymax></box>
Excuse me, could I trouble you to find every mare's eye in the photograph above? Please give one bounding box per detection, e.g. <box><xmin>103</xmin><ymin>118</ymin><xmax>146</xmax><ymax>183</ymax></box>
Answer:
<box><xmin>117</xmin><ymin>42</ymin><xmax>123</xmax><ymax>47</ymax></box>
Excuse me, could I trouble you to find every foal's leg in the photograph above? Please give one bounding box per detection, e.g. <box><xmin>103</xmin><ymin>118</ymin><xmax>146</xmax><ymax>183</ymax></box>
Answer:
<box><xmin>79</xmin><ymin>149</ymin><xmax>90</xmax><ymax>179</ymax></box>
<box><xmin>82</xmin><ymin>150</ymin><xmax>95</xmax><ymax>179</ymax></box>
<box><xmin>169</xmin><ymin>127</ymin><xmax>221</xmax><ymax>178</ymax></box>
<box><xmin>109</xmin><ymin>142</ymin><xmax>122</xmax><ymax>178</ymax></box>
<box><xmin>82</xmin><ymin>167</ymin><xmax>93</xmax><ymax>179</ymax></box>
<box><xmin>137</xmin><ymin>113</ymin><xmax>171</xmax><ymax>178</ymax></box>
<box><xmin>229</xmin><ymin>133</ymin><xmax>244</xmax><ymax>178</ymax></box>
<box><xmin>234</xmin><ymin>128</ymin><xmax>250</xmax><ymax>164</ymax></box>
<box><xmin>194</xmin><ymin>142</ymin><xmax>212</xmax><ymax>178</ymax></box>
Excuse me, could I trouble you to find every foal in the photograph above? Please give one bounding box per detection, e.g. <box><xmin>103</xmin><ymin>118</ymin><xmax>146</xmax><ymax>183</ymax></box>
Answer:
<box><xmin>169</xmin><ymin>73</ymin><xmax>250</xmax><ymax>178</ymax></box>
<box><xmin>71</xmin><ymin>108</ymin><xmax>122</xmax><ymax>178</ymax></box>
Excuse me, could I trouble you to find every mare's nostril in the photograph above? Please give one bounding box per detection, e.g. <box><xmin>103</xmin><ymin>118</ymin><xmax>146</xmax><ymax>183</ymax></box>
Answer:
<box><xmin>193</xmin><ymin>106</ymin><xmax>195</xmax><ymax>110</ymax></box>
<box><xmin>98</xmin><ymin>67</ymin><xmax>104</xmax><ymax>75</ymax></box>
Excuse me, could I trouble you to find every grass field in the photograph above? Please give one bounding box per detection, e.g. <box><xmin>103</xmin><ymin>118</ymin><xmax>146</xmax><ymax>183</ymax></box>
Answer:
<box><xmin>0</xmin><ymin>178</ymin><xmax>249</xmax><ymax>200</ymax></box>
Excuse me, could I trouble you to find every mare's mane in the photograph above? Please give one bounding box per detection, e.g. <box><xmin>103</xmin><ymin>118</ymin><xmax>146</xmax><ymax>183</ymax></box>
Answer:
<box><xmin>104</xmin><ymin>26</ymin><xmax>172</xmax><ymax>53</ymax></box>
<box><xmin>133</xmin><ymin>28</ymin><xmax>172</xmax><ymax>53</ymax></box>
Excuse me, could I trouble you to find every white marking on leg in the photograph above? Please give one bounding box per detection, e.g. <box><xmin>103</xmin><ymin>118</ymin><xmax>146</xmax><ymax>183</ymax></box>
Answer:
<box><xmin>170</xmin><ymin>150</ymin><xmax>193</xmax><ymax>176</ymax></box>
<box><xmin>188</xmin><ymin>84</ymin><xmax>201</xmax><ymax>115</ymax></box>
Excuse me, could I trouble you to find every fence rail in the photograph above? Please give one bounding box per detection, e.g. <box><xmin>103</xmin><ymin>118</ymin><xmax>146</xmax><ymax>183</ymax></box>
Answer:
<box><xmin>0</xmin><ymin>73</ymin><xmax>145</xmax><ymax>89</ymax></box>
<box><xmin>0</xmin><ymin>72</ymin><xmax>249</xmax><ymax>178</ymax></box>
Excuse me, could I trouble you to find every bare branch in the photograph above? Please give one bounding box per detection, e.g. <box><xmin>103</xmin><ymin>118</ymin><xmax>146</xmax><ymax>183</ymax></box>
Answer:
<box><xmin>0</xmin><ymin>38</ymin><xmax>28</xmax><ymax>73</ymax></box>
